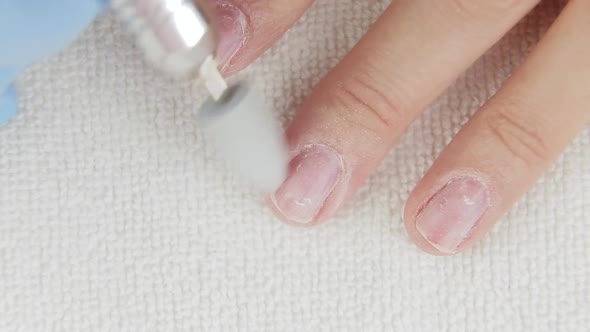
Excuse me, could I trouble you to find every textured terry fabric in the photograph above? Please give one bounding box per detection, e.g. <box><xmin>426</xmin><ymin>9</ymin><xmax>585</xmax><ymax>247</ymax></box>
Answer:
<box><xmin>0</xmin><ymin>1</ymin><xmax>588</xmax><ymax>331</ymax></box>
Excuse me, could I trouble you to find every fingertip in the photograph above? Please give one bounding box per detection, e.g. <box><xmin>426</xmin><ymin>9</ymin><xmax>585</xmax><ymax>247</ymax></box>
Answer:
<box><xmin>210</xmin><ymin>0</ymin><xmax>250</xmax><ymax>74</ymax></box>
<box><xmin>207</xmin><ymin>0</ymin><xmax>314</xmax><ymax>76</ymax></box>
<box><xmin>267</xmin><ymin>196</ymin><xmax>321</xmax><ymax>228</ymax></box>
<box><xmin>403</xmin><ymin>171</ymin><xmax>496</xmax><ymax>256</ymax></box>
<box><xmin>403</xmin><ymin>193</ymin><xmax>460</xmax><ymax>257</ymax></box>
<box><xmin>269</xmin><ymin>144</ymin><xmax>345</xmax><ymax>227</ymax></box>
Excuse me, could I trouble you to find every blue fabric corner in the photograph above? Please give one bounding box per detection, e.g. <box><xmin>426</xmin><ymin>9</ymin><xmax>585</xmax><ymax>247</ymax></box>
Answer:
<box><xmin>0</xmin><ymin>85</ymin><xmax>18</xmax><ymax>125</ymax></box>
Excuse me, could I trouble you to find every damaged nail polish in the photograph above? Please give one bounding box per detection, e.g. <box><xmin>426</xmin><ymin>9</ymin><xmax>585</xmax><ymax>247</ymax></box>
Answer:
<box><xmin>212</xmin><ymin>0</ymin><xmax>248</xmax><ymax>70</ymax></box>
<box><xmin>416</xmin><ymin>176</ymin><xmax>489</xmax><ymax>254</ymax></box>
<box><xmin>272</xmin><ymin>145</ymin><xmax>343</xmax><ymax>224</ymax></box>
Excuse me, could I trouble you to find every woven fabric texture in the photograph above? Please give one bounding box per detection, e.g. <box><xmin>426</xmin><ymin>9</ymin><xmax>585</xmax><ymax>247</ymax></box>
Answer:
<box><xmin>0</xmin><ymin>1</ymin><xmax>588</xmax><ymax>331</ymax></box>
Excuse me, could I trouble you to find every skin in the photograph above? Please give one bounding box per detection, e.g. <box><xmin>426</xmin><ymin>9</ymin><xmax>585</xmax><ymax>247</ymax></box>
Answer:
<box><xmin>209</xmin><ymin>0</ymin><xmax>590</xmax><ymax>255</ymax></box>
<box><xmin>1</xmin><ymin>0</ymin><xmax>586</xmax><ymax>255</ymax></box>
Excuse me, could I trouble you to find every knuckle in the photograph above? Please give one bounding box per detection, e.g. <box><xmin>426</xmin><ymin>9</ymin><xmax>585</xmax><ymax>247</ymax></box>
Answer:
<box><xmin>484</xmin><ymin>100</ymin><xmax>550</xmax><ymax>168</ymax></box>
<box><xmin>329</xmin><ymin>71</ymin><xmax>409</xmax><ymax>140</ymax></box>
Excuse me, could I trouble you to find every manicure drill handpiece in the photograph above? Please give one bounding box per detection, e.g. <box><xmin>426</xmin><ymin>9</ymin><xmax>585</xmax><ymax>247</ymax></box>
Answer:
<box><xmin>110</xmin><ymin>0</ymin><xmax>288</xmax><ymax>191</ymax></box>
<box><xmin>110</xmin><ymin>0</ymin><xmax>227</xmax><ymax>98</ymax></box>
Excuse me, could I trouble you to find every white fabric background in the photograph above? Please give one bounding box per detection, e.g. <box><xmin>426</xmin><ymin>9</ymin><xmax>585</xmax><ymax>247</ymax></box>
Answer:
<box><xmin>1</xmin><ymin>0</ymin><xmax>588</xmax><ymax>331</ymax></box>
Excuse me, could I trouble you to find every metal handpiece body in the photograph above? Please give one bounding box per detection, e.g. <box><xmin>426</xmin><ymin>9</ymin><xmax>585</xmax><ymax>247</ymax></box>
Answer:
<box><xmin>111</xmin><ymin>0</ymin><xmax>216</xmax><ymax>78</ymax></box>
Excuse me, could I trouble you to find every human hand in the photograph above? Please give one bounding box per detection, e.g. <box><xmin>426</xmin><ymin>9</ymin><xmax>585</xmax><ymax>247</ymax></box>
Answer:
<box><xmin>210</xmin><ymin>0</ymin><xmax>590</xmax><ymax>254</ymax></box>
<box><xmin>0</xmin><ymin>0</ymin><xmax>107</xmax><ymax>125</ymax></box>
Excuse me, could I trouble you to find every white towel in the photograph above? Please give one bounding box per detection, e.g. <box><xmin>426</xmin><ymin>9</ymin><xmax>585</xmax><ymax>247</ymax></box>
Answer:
<box><xmin>0</xmin><ymin>1</ymin><xmax>588</xmax><ymax>331</ymax></box>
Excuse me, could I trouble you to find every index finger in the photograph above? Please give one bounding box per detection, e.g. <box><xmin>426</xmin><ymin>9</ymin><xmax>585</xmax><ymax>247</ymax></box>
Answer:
<box><xmin>207</xmin><ymin>0</ymin><xmax>315</xmax><ymax>75</ymax></box>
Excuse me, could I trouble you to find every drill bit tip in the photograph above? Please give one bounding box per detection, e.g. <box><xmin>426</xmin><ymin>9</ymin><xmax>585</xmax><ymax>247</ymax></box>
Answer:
<box><xmin>198</xmin><ymin>55</ymin><xmax>228</xmax><ymax>101</ymax></box>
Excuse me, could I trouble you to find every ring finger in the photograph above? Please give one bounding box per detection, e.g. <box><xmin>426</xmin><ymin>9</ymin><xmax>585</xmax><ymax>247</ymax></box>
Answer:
<box><xmin>404</xmin><ymin>0</ymin><xmax>590</xmax><ymax>254</ymax></box>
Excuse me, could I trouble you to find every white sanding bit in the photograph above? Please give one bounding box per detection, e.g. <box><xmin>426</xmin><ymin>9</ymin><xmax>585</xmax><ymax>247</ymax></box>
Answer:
<box><xmin>200</xmin><ymin>82</ymin><xmax>288</xmax><ymax>192</ymax></box>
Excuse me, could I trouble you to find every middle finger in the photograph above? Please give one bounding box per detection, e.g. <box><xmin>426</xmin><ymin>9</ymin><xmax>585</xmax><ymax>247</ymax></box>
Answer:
<box><xmin>271</xmin><ymin>0</ymin><xmax>540</xmax><ymax>225</ymax></box>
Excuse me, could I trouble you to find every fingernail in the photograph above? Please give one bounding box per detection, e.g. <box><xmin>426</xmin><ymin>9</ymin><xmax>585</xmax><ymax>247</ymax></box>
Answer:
<box><xmin>416</xmin><ymin>176</ymin><xmax>489</xmax><ymax>254</ymax></box>
<box><xmin>213</xmin><ymin>1</ymin><xmax>248</xmax><ymax>69</ymax></box>
<box><xmin>272</xmin><ymin>145</ymin><xmax>343</xmax><ymax>224</ymax></box>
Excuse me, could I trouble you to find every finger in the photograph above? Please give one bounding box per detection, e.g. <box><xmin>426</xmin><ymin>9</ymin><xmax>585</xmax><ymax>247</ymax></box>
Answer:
<box><xmin>270</xmin><ymin>0</ymin><xmax>540</xmax><ymax>225</ymax></box>
<box><xmin>404</xmin><ymin>0</ymin><xmax>590</xmax><ymax>255</ymax></box>
<box><xmin>207</xmin><ymin>0</ymin><xmax>315</xmax><ymax>75</ymax></box>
